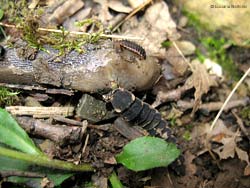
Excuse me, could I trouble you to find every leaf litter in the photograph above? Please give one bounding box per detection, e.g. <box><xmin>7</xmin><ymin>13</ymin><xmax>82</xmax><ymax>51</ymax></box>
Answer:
<box><xmin>0</xmin><ymin>0</ymin><xmax>250</xmax><ymax>187</ymax></box>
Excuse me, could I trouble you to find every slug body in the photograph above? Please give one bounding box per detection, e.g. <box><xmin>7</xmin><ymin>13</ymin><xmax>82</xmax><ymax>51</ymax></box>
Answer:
<box><xmin>0</xmin><ymin>40</ymin><xmax>160</xmax><ymax>92</ymax></box>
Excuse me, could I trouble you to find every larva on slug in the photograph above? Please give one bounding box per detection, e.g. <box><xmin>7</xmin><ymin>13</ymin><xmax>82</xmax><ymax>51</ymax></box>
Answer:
<box><xmin>114</xmin><ymin>40</ymin><xmax>146</xmax><ymax>61</ymax></box>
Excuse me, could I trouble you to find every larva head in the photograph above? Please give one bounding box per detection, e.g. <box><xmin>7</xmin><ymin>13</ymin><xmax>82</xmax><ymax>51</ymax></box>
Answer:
<box><xmin>0</xmin><ymin>45</ymin><xmax>5</xmax><ymax>60</ymax></box>
<box><xmin>110</xmin><ymin>89</ymin><xmax>135</xmax><ymax>113</ymax></box>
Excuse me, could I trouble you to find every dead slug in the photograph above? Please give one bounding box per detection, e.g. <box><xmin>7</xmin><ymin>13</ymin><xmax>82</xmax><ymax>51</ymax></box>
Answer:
<box><xmin>0</xmin><ymin>40</ymin><xmax>160</xmax><ymax>92</ymax></box>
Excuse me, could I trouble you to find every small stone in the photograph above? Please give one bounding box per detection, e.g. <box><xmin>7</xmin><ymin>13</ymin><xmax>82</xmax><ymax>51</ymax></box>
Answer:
<box><xmin>178</xmin><ymin>16</ymin><xmax>188</xmax><ymax>28</ymax></box>
<box><xmin>175</xmin><ymin>40</ymin><xmax>196</xmax><ymax>55</ymax></box>
<box><xmin>204</xmin><ymin>58</ymin><xmax>223</xmax><ymax>77</ymax></box>
<box><xmin>76</xmin><ymin>94</ymin><xmax>116</xmax><ymax>123</ymax></box>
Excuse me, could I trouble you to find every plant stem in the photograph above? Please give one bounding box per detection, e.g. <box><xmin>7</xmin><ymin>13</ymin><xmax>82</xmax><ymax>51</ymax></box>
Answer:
<box><xmin>0</xmin><ymin>147</ymin><xmax>94</xmax><ymax>172</ymax></box>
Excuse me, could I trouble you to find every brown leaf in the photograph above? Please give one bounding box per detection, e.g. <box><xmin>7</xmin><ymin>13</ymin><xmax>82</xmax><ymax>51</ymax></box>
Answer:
<box><xmin>128</xmin><ymin>0</ymin><xmax>147</xmax><ymax>9</ymax></box>
<box><xmin>123</xmin><ymin>1</ymin><xmax>180</xmax><ymax>57</ymax></box>
<box><xmin>213</xmin><ymin>136</ymin><xmax>237</xmax><ymax>159</ymax></box>
<box><xmin>108</xmin><ymin>0</ymin><xmax>132</xmax><ymax>13</ymax></box>
<box><xmin>209</xmin><ymin>120</ymin><xmax>242</xmax><ymax>160</ymax></box>
<box><xmin>166</xmin><ymin>46</ymin><xmax>189</xmax><ymax>76</ymax></box>
<box><xmin>48</xmin><ymin>0</ymin><xmax>84</xmax><ymax>24</ymax></box>
<box><xmin>236</xmin><ymin>146</ymin><xmax>250</xmax><ymax>176</ymax></box>
<box><xmin>184</xmin><ymin>151</ymin><xmax>197</xmax><ymax>175</ymax></box>
<box><xmin>244</xmin><ymin>165</ymin><xmax>250</xmax><ymax>176</ymax></box>
<box><xmin>190</xmin><ymin>60</ymin><xmax>218</xmax><ymax>115</ymax></box>
<box><xmin>235</xmin><ymin>146</ymin><xmax>250</xmax><ymax>165</ymax></box>
<box><xmin>94</xmin><ymin>0</ymin><xmax>113</xmax><ymax>22</ymax></box>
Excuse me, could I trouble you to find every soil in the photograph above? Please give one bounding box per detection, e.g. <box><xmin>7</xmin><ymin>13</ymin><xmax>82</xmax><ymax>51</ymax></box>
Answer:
<box><xmin>0</xmin><ymin>1</ymin><xmax>250</xmax><ymax>188</ymax></box>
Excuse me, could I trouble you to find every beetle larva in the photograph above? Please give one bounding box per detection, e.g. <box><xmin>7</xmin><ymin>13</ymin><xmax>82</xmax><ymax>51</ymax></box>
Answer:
<box><xmin>110</xmin><ymin>88</ymin><xmax>185</xmax><ymax>175</ymax></box>
<box><xmin>110</xmin><ymin>88</ymin><xmax>174</xmax><ymax>141</ymax></box>
<box><xmin>114</xmin><ymin>40</ymin><xmax>146</xmax><ymax>61</ymax></box>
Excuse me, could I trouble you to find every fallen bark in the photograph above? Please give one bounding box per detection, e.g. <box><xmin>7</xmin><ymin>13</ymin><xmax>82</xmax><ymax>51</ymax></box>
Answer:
<box><xmin>177</xmin><ymin>97</ymin><xmax>250</xmax><ymax>113</ymax></box>
<box><xmin>16</xmin><ymin>116</ymin><xmax>84</xmax><ymax>145</ymax></box>
<box><xmin>5</xmin><ymin>106</ymin><xmax>74</xmax><ymax>118</ymax></box>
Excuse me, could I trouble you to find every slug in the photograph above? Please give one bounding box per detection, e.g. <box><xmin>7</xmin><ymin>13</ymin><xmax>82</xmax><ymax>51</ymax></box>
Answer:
<box><xmin>0</xmin><ymin>40</ymin><xmax>160</xmax><ymax>92</ymax></box>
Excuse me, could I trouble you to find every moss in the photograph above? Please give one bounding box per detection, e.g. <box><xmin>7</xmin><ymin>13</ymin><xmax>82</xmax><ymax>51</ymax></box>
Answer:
<box><xmin>182</xmin><ymin>10</ymin><xmax>212</xmax><ymax>35</ymax></box>
<box><xmin>200</xmin><ymin>36</ymin><xmax>239</xmax><ymax>79</ymax></box>
<box><xmin>182</xmin><ymin>130</ymin><xmax>192</xmax><ymax>141</ymax></box>
<box><xmin>0</xmin><ymin>1</ymin><xmax>105</xmax><ymax>55</ymax></box>
<box><xmin>0</xmin><ymin>87</ymin><xmax>19</xmax><ymax>107</ymax></box>
<box><xmin>161</xmin><ymin>40</ymin><xmax>172</xmax><ymax>48</ymax></box>
<box><xmin>240</xmin><ymin>107</ymin><xmax>250</xmax><ymax>127</ymax></box>
<box><xmin>182</xmin><ymin>9</ymin><xmax>239</xmax><ymax>80</ymax></box>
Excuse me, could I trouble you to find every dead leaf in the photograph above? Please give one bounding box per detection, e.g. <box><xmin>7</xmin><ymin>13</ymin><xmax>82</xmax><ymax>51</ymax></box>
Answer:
<box><xmin>236</xmin><ymin>146</ymin><xmax>250</xmax><ymax>164</ymax></box>
<box><xmin>189</xmin><ymin>60</ymin><xmax>218</xmax><ymax>115</ymax></box>
<box><xmin>94</xmin><ymin>0</ymin><xmax>113</xmax><ymax>22</ymax></box>
<box><xmin>191</xmin><ymin>120</ymin><xmax>242</xmax><ymax>160</ymax></box>
<box><xmin>108</xmin><ymin>0</ymin><xmax>132</xmax><ymax>13</ymax></box>
<box><xmin>166</xmin><ymin>106</ymin><xmax>183</xmax><ymax>120</ymax></box>
<box><xmin>244</xmin><ymin>164</ymin><xmax>250</xmax><ymax>176</ymax></box>
<box><xmin>165</xmin><ymin>46</ymin><xmax>189</xmax><ymax>76</ymax></box>
<box><xmin>213</xmin><ymin>136</ymin><xmax>237</xmax><ymax>159</ymax></box>
<box><xmin>123</xmin><ymin>1</ymin><xmax>180</xmax><ymax>57</ymax></box>
<box><xmin>207</xmin><ymin>119</ymin><xmax>236</xmax><ymax>140</ymax></box>
<box><xmin>184</xmin><ymin>151</ymin><xmax>197</xmax><ymax>175</ymax></box>
<box><xmin>207</xmin><ymin>120</ymin><xmax>244</xmax><ymax>160</ymax></box>
<box><xmin>29</xmin><ymin>0</ymin><xmax>40</xmax><ymax>9</ymax></box>
<box><xmin>48</xmin><ymin>0</ymin><xmax>84</xmax><ymax>24</ymax></box>
<box><xmin>128</xmin><ymin>0</ymin><xmax>148</xmax><ymax>9</ymax></box>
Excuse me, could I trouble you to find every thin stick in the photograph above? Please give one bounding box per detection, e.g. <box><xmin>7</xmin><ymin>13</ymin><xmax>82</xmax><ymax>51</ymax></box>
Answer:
<box><xmin>210</xmin><ymin>66</ymin><xmax>250</xmax><ymax>131</ymax></box>
<box><xmin>0</xmin><ymin>22</ymin><xmax>143</xmax><ymax>40</ymax></box>
<box><xmin>172</xmin><ymin>41</ymin><xmax>194</xmax><ymax>72</ymax></box>
<box><xmin>112</xmin><ymin>0</ymin><xmax>153</xmax><ymax>32</ymax></box>
<box><xmin>82</xmin><ymin>134</ymin><xmax>89</xmax><ymax>154</ymax></box>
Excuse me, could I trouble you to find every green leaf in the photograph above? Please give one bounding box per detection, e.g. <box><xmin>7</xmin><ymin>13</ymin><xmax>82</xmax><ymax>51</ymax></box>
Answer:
<box><xmin>0</xmin><ymin>147</ymin><xmax>93</xmax><ymax>187</ymax></box>
<box><xmin>0</xmin><ymin>108</ymin><xmax>42</xmax><ymax>155</ymax></box>
<box><xmin>116</xmin><ymin>136</ymin><xmax>180</xmax><ymax>171</ymax></box>
<box><xmin>0</xmin><ymin>147</ymin><xmax>93</xmax><ymax>172</ymax></box>
<box><xmin>109</xmin><ymin>171</ymin><xmax>123</xmax><ymax>188</ymax></box>
<box><xmin>0</xmin><ymin>9</ymin><xmax>4</xmax><ymax>20</ymax></box>
<box><xmin>0</xmin><ymin>154</ymin><xmax>73</xmax><ymax>187</ymax></box>
<box><xmin>0</xmin><ymin>108</ymin><xmax>94</xmax><ymax>187</ymax></box>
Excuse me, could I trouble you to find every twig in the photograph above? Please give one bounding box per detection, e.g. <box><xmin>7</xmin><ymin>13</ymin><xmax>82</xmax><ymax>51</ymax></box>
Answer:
<box><xmin>0</xmin><ymin>83</ymin><xmax>74</xmax><ymax>95</ymax></box>
<box><xmin>0</xmin><ymin>22</ymin><xmax>143</xmax><ymax>40</ymax></box>
<box><xmin>5</xmin><ymin>106</ymin><xmax>74</xmax><ymax>118</ymax></box>
<box><xmin>16</xmin><ymin>116</ymin><xmax>83</xmax><ymax>145</ymax></box>
<box><xmin>177</xmin><ymin>98</ymin><xmax>249</xmax><ymax>112</ymax></box>
<box><xmin>152</xmin><ymin>83</ymin><xmax>193</xmax><ymax>108</ymax></box>
<box><xmin>210</xmin><ymin>67</ymin><xmax>250</xmax><ymax>131</ymax></box>
<box><xmin>112</xmin><ymin>0</ymin><xmax>153</xmax><ymax>32</ymax></box>
<box><xmin>53</xmin><ymin>116</ymin><xmax>110</xmax><ymax>131</ymax></box>
<box><xmin>53</xmin><ymin>116</ymin><xmax>82</xmax><ymax>126</ymax></box>
<box><xmin>172</xmin><ymin>41</ymin><xmax>194</xmax><ymax>72</ymax></box>
<box><xmin>232</xmin><ymin>110</ymin><xmax>250</xmax><ymax>140</ymax></box>
<box><xmin>82</xmin><ymin>134</ymin><xmax>89</xmax><ymax>154</ymax></box>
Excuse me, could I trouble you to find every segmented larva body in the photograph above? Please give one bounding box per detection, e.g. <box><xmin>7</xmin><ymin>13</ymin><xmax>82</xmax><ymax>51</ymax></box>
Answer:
<box><xmin>114</xmin><ymin>40</ymin><xmax>146</xmax><ymax>60</ymax></box>
<box><xmin>110</xmin><ymin>88</ymin><xmax>185</xmax><ymax>175</ymax></box>
<box><xmin>110</xmin><ymin>88</ymin><xmax>175</xmax><ymax>142</ymax></box>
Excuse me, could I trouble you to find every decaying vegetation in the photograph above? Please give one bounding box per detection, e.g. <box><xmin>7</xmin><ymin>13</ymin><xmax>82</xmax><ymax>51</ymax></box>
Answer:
<box><xmin>0</xmin><ymin>0</ymin><xmax>249</xmax><ymax>188</ymax></box>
